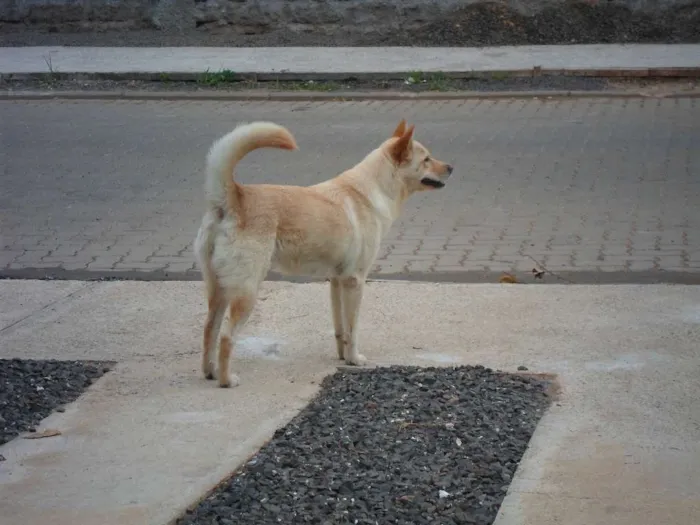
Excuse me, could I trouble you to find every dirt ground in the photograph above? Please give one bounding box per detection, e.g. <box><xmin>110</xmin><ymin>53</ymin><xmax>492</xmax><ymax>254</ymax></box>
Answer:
<box><xmin>1</xmin><ymin>3</ymin><xmax>699</xmax><ymax>47</ymax></box>
<box><xmin>2</xmin><ymin>76</ymin><xmax>698</xmax><ymax>97</ymax></box>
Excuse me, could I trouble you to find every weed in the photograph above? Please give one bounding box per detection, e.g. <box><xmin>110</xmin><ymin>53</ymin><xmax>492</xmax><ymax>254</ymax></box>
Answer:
<box><xmin>41</xmin><ymin>53</ymin><xmax>59</xmax><ymax>86</ymax></box>
<box><xmin>43</xmin><ymin>53</ymin><xmax>54</xmax><ymax>74</ymax></box>
<box><xmin>426</xmin><ymin>72</ymin><xmax>451</xmax><ymax>91</ymax></box>
<box><xmin>405</xmin><ymin>70</ymin><xmax>426</xmax><ymax>85</ymax></box>
<box><xmin>490</xmin><ymin>71</ymin><xmax>512</xmax><ymax>81</ymax></box>
<box><xmin>197</xmin><ymin>69</ymin><xmax>238</xmax><ymax>86</ymax></box>
<box><xmin>403</xmin><ymin>71</ymin><xmax>453</xmax><ymax>91</ymax></box>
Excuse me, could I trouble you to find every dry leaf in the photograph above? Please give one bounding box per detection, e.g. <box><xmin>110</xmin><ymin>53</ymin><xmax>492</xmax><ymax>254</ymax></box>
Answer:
<box><xmin>531</xmin><ymin>268</ymin><xmax>545</xmax><ymax>279</ymax></box>
<box><xmin>23</xmin><ymin>429</ymin><xmax>62</xmax><ymax>439</ymax></box>
<box><xmin>499</xmin><ymin>273</ymin><xmax>518</xmax><ymax>284</ymax></box>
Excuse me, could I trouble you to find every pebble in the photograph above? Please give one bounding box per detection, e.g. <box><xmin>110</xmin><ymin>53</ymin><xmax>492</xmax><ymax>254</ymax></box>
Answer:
<box><xmin>0</xmin><ymin>358</ymin><xmax>112</xmax><ymax>446</ymax></box>
<box><xmin>177</xmin><ymin>365</ymin><xmax>551</xmax><ymax>525</ymax></box>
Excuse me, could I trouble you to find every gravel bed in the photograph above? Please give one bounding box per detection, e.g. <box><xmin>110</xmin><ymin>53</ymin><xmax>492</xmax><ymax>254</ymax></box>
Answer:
<box><xmin>177</xmin><ymin>365</ymin><xmax>552</xmax><ymax>525</ymax></box>
<box><xmin>0</xmin><ymin>358</ymin><xmax>113</xmax><ymax>446</ymax></box>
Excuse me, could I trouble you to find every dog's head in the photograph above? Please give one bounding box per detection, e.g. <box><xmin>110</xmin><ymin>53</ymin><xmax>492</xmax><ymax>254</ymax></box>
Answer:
<box><xmin>383</xmin><ymin>119</ymin><xmax>453</xmax><ymax>193</ymax></box>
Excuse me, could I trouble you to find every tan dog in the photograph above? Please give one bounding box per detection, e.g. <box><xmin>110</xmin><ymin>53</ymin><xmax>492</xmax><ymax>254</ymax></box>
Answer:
<box><xmin>194</xmin><ymin>119</ymin><xmax>453</xmax><ymax>387</ymax></box>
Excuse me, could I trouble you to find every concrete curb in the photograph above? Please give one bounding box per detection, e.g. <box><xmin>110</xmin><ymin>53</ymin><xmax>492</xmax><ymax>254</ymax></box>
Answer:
<box><xmin>3</xmin><ymin>89</ymin><xmax>700</xmax><ymax>101</ymax></box>
<box><xmin>3</xmin><ymin>67</ymin><xmax>700</xmax><ymax>83</ymax></box>
<box><xmin>2</xmin><ymin>267</ymin><xmax>700</xmax><ymax>285</ymax></box>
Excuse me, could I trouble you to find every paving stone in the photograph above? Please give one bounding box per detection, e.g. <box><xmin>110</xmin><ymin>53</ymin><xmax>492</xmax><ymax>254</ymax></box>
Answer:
<box><xmin>0</xmin><ymin>98</ymin><xmax>698</xmax><ymax>281</ymax></box>
<box><xmin>0</xmin><ymin>251</ymin><xmax>24</xmax><ymax>268</ymax></box>
<box><xmin>165</xmin><ymin>262</ymin><xmax>196</xmax><ymax>273</ymax></box>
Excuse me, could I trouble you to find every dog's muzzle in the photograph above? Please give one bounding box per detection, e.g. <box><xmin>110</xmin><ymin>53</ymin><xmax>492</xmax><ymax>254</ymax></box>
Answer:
<box><xmin>420</xmin><ymin>164</ymin><xmax>453</xmax><ymax>189</ymax></box>
<box><xmin>420</xmin><ymin>178</ymin><xmax>446</xmax><ymax>188</ymax></box>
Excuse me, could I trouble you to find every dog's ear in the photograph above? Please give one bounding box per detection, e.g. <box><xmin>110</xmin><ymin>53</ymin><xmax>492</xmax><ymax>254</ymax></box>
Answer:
<box><xmin>390</xmin><ymin>125</ymin><xmax>415</xmax><ymax>164</ymax></box>
<box><xmin>391</xmin><ymin>119</ymin><xmax>407</xmax><ymax>138</ymax></box>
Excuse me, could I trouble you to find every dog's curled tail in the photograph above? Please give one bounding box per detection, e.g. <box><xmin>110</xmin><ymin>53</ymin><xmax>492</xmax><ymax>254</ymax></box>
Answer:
<box><xmin>204</xmin><ymin>121</ymin><xmax>298</xmax><ymax>208</ymax></box>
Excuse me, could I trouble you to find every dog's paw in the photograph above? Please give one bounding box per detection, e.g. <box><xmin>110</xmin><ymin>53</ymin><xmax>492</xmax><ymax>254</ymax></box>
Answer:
<box><xmin>345</xmin><ymin>354</ymin><xmax>367</xmax><ymax>366</ymax></box>
<box><xmin>203</xmin><ymin>365</ymin><xmax>215</xmax><ymax>380</ymax></box>
<box><xmin>218</xmin><ymin>374</ymin><xmax>240</xmax><ymax>388</ymax></box>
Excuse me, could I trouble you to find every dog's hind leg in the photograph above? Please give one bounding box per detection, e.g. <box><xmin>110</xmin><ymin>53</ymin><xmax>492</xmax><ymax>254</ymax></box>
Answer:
<box><xmin>340</xmin><ymin>275</ymin><xmax>367</xmax><ymax>366</ymax></box>
<box><xmin>217</xmin><ymin>295</ymin><xmax>256</xmax><ymax>388</ymax></box>
<box><xmin>330</xmin><ymin>278</ymin><xmax>345</xmax><ymax>360</ymax></box>
<box><xmin>212</xmin><ymin>233</ymin><xmax>274</xmax><ymax>387</ymax></box>
<box><xmin>202</xmin><ymin>287</ymin><xmax>227</xmax><ymax>380</ymax></box>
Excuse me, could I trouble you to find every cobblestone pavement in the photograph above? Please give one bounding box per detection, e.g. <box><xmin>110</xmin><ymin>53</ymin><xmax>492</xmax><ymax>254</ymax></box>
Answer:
<box><xmin>1</xmin><ymin>98</ymin><xmax>699</xmax><ymax>283</ymax></box>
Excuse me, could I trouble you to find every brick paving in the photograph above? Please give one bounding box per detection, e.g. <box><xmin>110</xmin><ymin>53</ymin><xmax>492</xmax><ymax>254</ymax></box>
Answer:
<box><xmin>1</xmin><ymin>98</ymin><xmax>699</xmax><ymax>283</ymax></box>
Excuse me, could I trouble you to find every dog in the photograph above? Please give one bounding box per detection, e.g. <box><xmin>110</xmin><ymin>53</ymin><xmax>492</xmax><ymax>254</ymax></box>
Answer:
<box><xmin>194</xmin><ymin>119</ymin><xmax>453</xmax><ymax>387</ymax></box>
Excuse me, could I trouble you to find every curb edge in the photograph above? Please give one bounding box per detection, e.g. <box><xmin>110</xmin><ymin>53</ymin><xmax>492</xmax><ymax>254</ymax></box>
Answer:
<box><xmin>3</xmin><ymin>89</ymin><xmax>700</xmax><ymax>101</ymax></box>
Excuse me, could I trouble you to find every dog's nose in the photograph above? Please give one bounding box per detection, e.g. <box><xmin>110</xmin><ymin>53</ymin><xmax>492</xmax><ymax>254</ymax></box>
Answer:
<box><xmin>446</xmin><ymin>164</ymin><xmax>454</xmax><ymax>174</ymax></box>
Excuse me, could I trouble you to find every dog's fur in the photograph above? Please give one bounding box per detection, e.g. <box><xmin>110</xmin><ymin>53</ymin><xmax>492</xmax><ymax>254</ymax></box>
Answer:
<box><xmin>194</xmin><ymin>119</ymin><xmax>453</xmax><ymax>387</ymax></box>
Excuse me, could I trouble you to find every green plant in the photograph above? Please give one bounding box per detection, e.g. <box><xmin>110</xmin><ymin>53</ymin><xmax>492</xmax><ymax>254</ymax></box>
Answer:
<box><xmin>403</xmin><ymin>71</ymin><xmax>452</xmax><ymax>91</ymax></box>
<box><xmin>405</xmin><ymin>70</ymin><xmax>426</xmax><ymax>85</ymax></box>
<box><xmin>197</xmin><ymin>69</ymin><xmax>238</xmax><ymax>86</ymax></box>
<box><xmin>490</xmin><ymin>71</ymin><xmax>511</xmax><ymax>81</ymax></box>
<box><xmin>426</xmin><ymin>72</ymin><xmax>450</xmax><ymax>91</ymax></box>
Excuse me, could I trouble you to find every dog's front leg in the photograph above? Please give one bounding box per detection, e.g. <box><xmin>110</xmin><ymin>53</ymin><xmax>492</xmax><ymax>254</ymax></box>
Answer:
<box><xmin>330</xmin><ymin>278</ymin><xmax>345</xmax><ymax>359</ymax></box>
<box><xmin>340</xmin><ymin>275</ymin><xmax>367</xmax><ymax>366</ymax></box>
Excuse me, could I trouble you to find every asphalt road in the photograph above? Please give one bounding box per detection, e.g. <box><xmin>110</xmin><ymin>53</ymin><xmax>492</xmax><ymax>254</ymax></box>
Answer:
<box><xmin>1</xmin><ymin>98</ymin><xmax>699</xmax><ymax>283</ymax></box>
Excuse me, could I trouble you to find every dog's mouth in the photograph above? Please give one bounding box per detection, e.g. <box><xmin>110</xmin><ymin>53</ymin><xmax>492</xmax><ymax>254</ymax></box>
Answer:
<box><xmin>420</xmin><ymin>177</ymin><xmax>446</xmax><ymax>189</ymax></box>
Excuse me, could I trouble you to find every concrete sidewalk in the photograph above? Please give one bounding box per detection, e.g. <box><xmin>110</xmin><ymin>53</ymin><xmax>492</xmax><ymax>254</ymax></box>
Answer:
<box><xmin>1</xmin><ymin>44</ymin><xmax>700</xmax><ymax>79</ymax></box>
<box><xmin>0</xmin><ymin>280</ymin><xmax>698</xmax><ymax>525</ymax></box>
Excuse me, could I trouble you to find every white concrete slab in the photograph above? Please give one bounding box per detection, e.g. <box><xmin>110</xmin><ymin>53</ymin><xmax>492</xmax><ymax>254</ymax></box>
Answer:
<box><xmin>0</xmin><ymin>280</ymin><xmax>699</xmax><ymax>525</ymax></box>
<box><xmin>0</xmin><ymin>281</ymin><xmax>335</xmax><ymax>525</ymax></box>
<box><xmin>1</xmin><ymin>44</ymin><xmax>699</xmax><ymax>75</ymax></box>
<box><xmin>0</xmin><ymin>280</ymin><xmax>89</xmax><ymax>332</ymax></box>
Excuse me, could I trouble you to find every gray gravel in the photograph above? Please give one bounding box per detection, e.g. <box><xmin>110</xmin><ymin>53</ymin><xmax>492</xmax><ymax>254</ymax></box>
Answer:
<box><xmin>0</xmin><ymin>359</ymin><xmax>113</xmax><ymax>446</ymax></box>
<box><xmin>177</xmin><ymin>365</ymin><xmax>552</xmax><ymax>525</ymax></box>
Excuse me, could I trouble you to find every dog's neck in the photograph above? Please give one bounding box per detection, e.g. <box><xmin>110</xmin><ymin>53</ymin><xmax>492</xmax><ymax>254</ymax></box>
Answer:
<box><xmin>346</xmin><ymin>149</ymin><xmax>409</xmax><ymax>225</ymax></box>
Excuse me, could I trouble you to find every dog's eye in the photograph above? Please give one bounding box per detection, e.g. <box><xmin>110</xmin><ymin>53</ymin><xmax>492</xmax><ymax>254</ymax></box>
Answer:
<box><xmin>424</xmin><ymin>156</ymin><xmax>431</xmax><ymax>162</ymax></box>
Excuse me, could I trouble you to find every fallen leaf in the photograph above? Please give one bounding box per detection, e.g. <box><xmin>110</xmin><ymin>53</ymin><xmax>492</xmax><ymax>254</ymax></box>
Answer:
<box><xmin>531</xmin><ymin>268</ymin><xmax>545</xmax><ymax>279</ymax></box>
<box><xmin>499</xmin><ymin>273</ymin><xmax>518</xmax><ymax>284</ymax></box>
<box><xmin>23</xmin><ymin>429</ymin><xmax>61</xmax><ymax>439</ymax></box>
